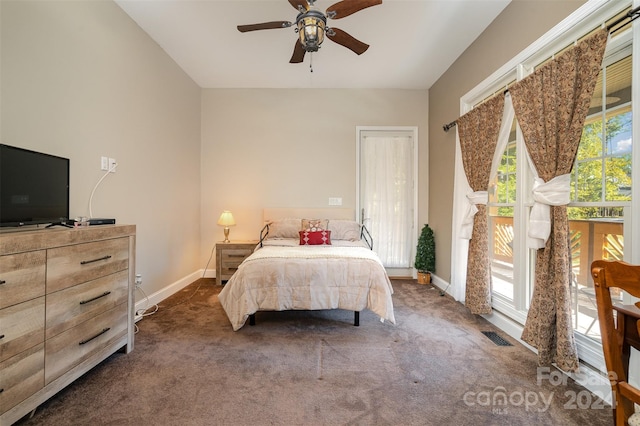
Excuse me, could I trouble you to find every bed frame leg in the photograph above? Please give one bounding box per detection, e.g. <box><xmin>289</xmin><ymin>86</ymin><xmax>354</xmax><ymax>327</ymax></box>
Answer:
<box><xmin>249</xmin><ymin>314</ymin><xmax>255</xmax><ymax>326</ymax></box>
<box><xmin>354</xmin><ymin>311</ymin><xmax>359</xmax><ymax>327</ymax></box>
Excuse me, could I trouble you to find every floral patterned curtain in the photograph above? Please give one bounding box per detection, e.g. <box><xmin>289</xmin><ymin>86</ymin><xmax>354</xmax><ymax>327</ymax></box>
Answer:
<box><xmin>456</xmin><ymin>95</ymin><xmax>505</xmax><ymax>314</ymax></box>
<box><xmin>509</xmin><ymin>28</ymin><xmax>608</xmax><ymax>372</ymax></box>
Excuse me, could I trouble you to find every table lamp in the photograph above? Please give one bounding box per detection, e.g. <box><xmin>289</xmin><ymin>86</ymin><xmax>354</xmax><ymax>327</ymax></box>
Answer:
<box><xmin>217</xmin><ymin>210</ymin><xmax>236</xmax><ymax>243</ymax></box>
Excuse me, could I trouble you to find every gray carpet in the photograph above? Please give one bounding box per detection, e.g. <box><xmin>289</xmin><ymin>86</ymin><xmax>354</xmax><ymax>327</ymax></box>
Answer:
<box><xmin>15</xmin><ymin>279</ymin><xmax>611</xmax><ymax>425</ymax></box>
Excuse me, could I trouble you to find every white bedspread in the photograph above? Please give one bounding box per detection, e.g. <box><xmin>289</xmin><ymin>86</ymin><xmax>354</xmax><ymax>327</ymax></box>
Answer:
<box><xmin>218</xmin><ymin>241</ymin><xmax>395</xmax><ymax>330</ymax></box>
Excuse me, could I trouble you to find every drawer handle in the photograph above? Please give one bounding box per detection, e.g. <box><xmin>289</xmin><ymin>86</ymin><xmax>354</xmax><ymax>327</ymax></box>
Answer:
<box><xmin>0</xmin><ymin>279</ymin><xmax>5</xmax><ymax>285</ymax></box>
<box><xmin>79</xmin><ymin>291</ymin><xmax>112</xmax><ymax>305</ymax></box>
<box><xmin>79</xmin><ymin>327</ymin><xmax>110</xmax><ymax>345</ymax></box>
<box><xmin>80</xmin><ymin>255</ymin><xmax>112</xmax><ymax>265</ymax></box>
<box><xmin>0</xmin><ymin>334</ymin><xmax>4</xmax><ymax>340</ymax></box>
<box><xmin>228</xmin><ymin>254</ymin><xmax>246</xmax><ymax>258</ymax></box>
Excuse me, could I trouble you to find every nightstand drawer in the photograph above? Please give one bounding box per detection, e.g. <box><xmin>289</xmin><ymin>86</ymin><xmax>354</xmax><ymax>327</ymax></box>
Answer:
<box><xmin>221</xmin><ymin>249</ymin><xmax>252</xmax><ymax>270</ymax></box>
<box><xmin>0</xmin><ymin>297</ymin><xmax>45</xmax><ymax>363</ymax></box>
<box><xmin>45</xmin><ymin>304</ymin><xmax>128</xmax><ymax>384</ymax></box>
<box><xmin>0</xmin><ymin>251</ymin><xmax>46</xmax><ymax>309</ymax></box>
<box><xmin>0</xmin><ymin>343</ymin><xmax>44</xmax><ymax>416</ymax></box>
<box><xmin>216</xmin><ymin>241</ymin><xmax>257</xmax><ymax>283</ymax></box>
<box><xmin>47</xmin><ymin>238</ymin><xmax>129</xmax><ymax>293</ymax></box>
<box><xmin>45</xmin><ymin>269</ymin><xmax>129</xmax><ymax>339</ymax></box>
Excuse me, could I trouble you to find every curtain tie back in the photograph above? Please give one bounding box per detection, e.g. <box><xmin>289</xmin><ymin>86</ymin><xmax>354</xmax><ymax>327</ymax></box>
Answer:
<box><xmin>528</xmin><ymin>174</ymin><xmax>571</xmax><ymax>248</ymax></box>
<box><xmin>460</xmin><ymin>191</ymin><xmax>488</xmax><ymax>239</ymax></box>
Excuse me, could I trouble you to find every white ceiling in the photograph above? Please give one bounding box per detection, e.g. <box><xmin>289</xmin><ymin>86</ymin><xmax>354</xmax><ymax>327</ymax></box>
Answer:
<box><xmin>115</xmin><ymin>0</ymin><xmax>511</xmax><ymax>89</ymax></box>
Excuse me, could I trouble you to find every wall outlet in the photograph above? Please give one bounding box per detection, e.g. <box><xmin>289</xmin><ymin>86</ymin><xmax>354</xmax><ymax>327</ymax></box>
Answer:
<box><xmin>328</xmin><ymin>197</ymin><xmax>343</xmax><ymax>206</ymax></box>
<box><xmin>108</xmin><ymin>158</ymin><xmax>117</xmax><ymax>173</ymax></box>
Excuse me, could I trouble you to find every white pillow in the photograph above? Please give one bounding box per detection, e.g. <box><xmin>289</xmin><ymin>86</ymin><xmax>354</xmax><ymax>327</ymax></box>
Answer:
<box><xmin>328</xmin><ymin>220</ymin><xmax>361</xmax><ymax>241</ymax></box>
<box><xmin>266</xmin><ymin>218</ymin><xmax>301</xmax><ymax>239</ymax></box>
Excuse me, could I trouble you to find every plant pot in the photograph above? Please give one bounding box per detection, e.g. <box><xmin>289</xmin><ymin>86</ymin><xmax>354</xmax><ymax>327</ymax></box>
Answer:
<box><xmin>417</xmin><ymin>271</ymin><xmax>431</xmax><ymax>285</ymax></box>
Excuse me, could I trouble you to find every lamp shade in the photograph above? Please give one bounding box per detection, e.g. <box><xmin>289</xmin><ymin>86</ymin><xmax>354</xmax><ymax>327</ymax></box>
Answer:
<box><xmin>217</xmin><ymin>211</ymin><xmax>236</xmax><ymax>227</ymax></box>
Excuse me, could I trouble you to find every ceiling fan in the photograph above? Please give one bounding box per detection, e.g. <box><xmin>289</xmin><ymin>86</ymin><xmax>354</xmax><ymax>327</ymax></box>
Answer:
<box><xmin>237</xmin><ymin>0</ymin><xmax>382</xmax><ymax>64</ymax></box>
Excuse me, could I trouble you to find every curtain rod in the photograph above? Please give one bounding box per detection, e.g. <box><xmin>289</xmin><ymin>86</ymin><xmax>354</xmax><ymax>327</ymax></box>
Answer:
<box><xmin>607</xmin><ymin>5</ymin><xmax>640</xmax><ymax>33</ymax></box>
<box><xmin>443</xmin><ymin>8</ymin><xmax>640</xmax><ymax>134</ymax></box>
<box><xmin>442</xmin><ymin>121</ymin><xmax>457</xmax><ymax>132</ymax></box>
<box><xmin>443</xmin><ymin>89</ymin><xmax>509</xmax><ymax>132</ymax></box>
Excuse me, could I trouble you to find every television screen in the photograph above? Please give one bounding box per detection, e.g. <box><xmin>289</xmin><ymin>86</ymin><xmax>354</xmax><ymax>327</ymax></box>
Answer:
<box><xmin>0</xmin><ymin>144</ymin><xmax>70</xmax><ymax>227</ymax></box>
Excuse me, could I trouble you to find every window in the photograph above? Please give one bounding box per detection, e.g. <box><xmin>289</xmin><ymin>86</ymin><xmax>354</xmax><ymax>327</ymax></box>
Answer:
<box><xmin>489</xmin><ymin>124</ymin><xmax>517</xmax><ymax>301</ymax></box>
<box><xmin>570</xmin><ymin>49</ymin><xmax>632</xmax><ymax>344</ymax></box>
<box><xmin>453</xmin><ymin>1</ymin><xmax>638</xmax><ymax>377</ymax></box>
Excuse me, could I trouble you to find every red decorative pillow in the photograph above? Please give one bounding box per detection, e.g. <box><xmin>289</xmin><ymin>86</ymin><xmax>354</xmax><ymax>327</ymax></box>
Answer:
<box><xmin>299</xmin><ymin>230</ymin><xmax>332</xmax><ymax>245</ymax></box>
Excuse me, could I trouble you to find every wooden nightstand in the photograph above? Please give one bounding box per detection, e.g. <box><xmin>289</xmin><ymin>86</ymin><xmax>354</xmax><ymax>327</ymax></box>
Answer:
<box><xmin>216</xmin><ymin>241</ymin><xmax>258</xmax><ymax>284</ymax></box>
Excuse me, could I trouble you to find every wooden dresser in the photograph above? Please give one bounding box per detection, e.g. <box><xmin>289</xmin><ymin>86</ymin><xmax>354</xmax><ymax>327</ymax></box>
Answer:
<box><xmin>0</xmin><ymin>225</ymin><xmax>135</xmax><ymax>425</ymax></box>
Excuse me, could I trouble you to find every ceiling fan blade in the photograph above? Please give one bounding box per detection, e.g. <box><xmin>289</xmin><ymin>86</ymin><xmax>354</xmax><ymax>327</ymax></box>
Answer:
<box><xmin>326</xmin><ymin>0</ymin><xmax>382</xmax><ymax>19</ymax></box>
<box><xmin>288</xmin><ymin>0</ymin><xmax>310</xmax><ymax>12</ymax></box>
<box><xmin>290</xmin><ymin>39</ymin><xmax>306</xmax><ymax>63</ymax></box>
<box><xmin>237</xmin><ymin>21</ymin><xmax>292</xmax><ymax>32</ymax></box>
<box><xmin>327</xmin><ymin>28</ymin><xmax>369</xmax><ymax>55</ymax></box>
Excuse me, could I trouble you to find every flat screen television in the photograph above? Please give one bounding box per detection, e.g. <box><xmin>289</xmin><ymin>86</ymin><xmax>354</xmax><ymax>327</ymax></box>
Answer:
<box><xmin>0</xmin><ymin>144</ymin><xmax>70</xmax><ymax>227</ymax></box>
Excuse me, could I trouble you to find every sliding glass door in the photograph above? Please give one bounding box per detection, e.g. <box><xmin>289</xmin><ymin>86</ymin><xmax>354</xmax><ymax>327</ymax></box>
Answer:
<box><xmin>484</xmin><ymin>30</ymin><xmax>633</xmax><ymax>369</ymax></box>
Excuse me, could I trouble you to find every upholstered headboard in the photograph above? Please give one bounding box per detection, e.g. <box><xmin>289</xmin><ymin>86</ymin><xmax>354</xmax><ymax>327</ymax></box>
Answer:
<box><xmin>262</xmin><ymin>208</ymin><xmax>355</xmax><ymax>224</ymax></box>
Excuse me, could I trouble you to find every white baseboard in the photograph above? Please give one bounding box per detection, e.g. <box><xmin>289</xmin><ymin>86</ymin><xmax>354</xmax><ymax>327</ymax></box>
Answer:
<box><xmin>430</xmin><ymin>274</ymin><xmax>450</xmax><ymax>295</ymax></box>
<box><xmin>134</xmin><ymin>269</ymin><xmax>208</xmax><ymax>316</ymax></box>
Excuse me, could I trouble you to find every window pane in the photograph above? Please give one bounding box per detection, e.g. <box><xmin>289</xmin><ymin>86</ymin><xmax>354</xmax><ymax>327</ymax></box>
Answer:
<box><xmin>605</xmin><ymin>156</ymin><xmax>632</xmax><ymax>201</ymax></box>
<box><xmin>569</xmin><ymin>209</ymin><xmax>624</xmax><ymax>341</ymax></box>
<box><xmin>605</xmin><ymin>55</ymin><xmax>631</xmax><ymax>112</ymax></box>
<box><xmin>577</xmin><ymin>119</ymin><xmax>603</xmax><ymax>161</ymax></box>
<box><xmin>491</xmin><ymin>126</ymin><xmax>517</xmax><ymax>205</ymax></box>
<box><xmin>490</xmin><ymin>214</ymin><xmax>514</xmax><ymax>300</ymax></box>
<box><xmin>575</xmin><ymin>160</ymin><xmax>603</xmax><ymax>202</ymax></box>
<box><xmin>605</xmin><ymin>111</ymin><xmax>632</xmax><ymax>156</ymax></box>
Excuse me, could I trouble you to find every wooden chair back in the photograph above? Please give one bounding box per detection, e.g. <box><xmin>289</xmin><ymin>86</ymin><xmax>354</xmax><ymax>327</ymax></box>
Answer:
<box><xmin>591</xmin><ymin>260</ymin><xmax>640</xmax><ymax>425</ymax></box>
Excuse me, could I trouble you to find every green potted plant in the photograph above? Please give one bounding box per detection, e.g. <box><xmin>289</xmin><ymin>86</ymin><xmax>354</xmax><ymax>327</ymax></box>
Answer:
<box><xmin>415</xmin><ymin>224</ymin><xmax>435</xmax><ymax>284</ymax></box>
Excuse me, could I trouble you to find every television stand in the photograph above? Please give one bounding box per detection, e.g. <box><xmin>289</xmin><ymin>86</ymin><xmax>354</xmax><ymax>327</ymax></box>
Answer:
<box><xmin>46</xmin><ymin>221</ymin><xmax>74</xmax><ymax>228</ymax></box>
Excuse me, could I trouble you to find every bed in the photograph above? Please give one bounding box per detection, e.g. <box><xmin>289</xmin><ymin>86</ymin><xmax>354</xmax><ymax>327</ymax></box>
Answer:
<box><xmin>217</xmin><ymin>208</ymin><xmax>395</xmax><ymax>331</ymax></box>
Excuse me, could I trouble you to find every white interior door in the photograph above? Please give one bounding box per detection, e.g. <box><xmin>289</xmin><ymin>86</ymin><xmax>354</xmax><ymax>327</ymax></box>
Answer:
<box><xmin>357</xmin><ymin>127</ymin><xmax>418</xmax><ymax>277</ymax></box>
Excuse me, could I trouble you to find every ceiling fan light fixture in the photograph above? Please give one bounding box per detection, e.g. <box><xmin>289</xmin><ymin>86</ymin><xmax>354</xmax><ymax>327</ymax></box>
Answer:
<box><xmin>296</xmin><ymin>10</ymin><xmax>326</xmax><ymax>52</ymax></box>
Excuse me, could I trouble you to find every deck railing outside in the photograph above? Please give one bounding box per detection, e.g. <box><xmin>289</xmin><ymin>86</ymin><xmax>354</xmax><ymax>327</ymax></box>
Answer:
<box><xmin>488</xmin><ymin>216</ymin><xmax>624</xmax><ymax>340</ymax></box>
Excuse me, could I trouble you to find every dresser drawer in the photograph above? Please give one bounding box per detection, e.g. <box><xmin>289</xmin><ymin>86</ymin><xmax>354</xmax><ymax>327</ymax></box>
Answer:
<box><xmin>0</xmin><ymin>251</ymin><xmax>46</xmax><ymax>309</ymax></box>
<box><xmin>46</xmin><ymin>270</ymin><xmax>129</xmax><ymax>339</ymax></box>
<box><xmin>0</xmin><ymin>297</ymin><xmax>45</xmax><ymax>363</ymax></box>
<box><xmin>47</xmin><ymin>238</ymin><xmax>129</xmax><ymax>293</ymax></box>
<box><xmin>45</xmin><ymin>305</ymin><xmax>127</xmax><ymax>384</ymax></box>
<box><xmin>0</xmin><ymin>343</ymin><xmax>44</xmax><ymax>415</ymax></box>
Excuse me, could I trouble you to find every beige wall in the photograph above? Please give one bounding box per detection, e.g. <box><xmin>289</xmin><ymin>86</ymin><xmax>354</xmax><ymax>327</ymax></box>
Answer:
<box><xmin>201</xmin><ymin>88</ymin><xmax>429</xmax><ymax>267</ymax></box>
<box><xmin>2</xmin><ymin>0</ymin><xmax>586</xmax><ymax>299</ymax></box>
<box><xmin>428</xmin><ymin>0</ymin><xmax>586</xmax><ymax>282</ymax></box>
<box><xmin>1</xmin><ymin>0</ymin><xmax>202</xmax><ymax>297</ymax></box>
<box><xmin>1</xmin><ymin>0</ymin><xmax>428</xmax><ymax>298</ymax></box>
